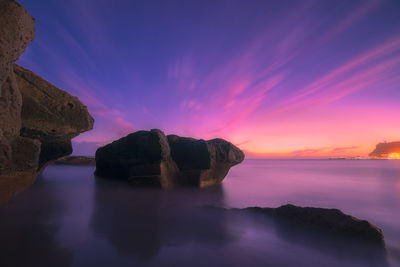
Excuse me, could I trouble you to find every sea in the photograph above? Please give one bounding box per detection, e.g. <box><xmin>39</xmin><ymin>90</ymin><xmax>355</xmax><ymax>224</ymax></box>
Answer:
<box><xmin>0</xmin><ymin>159</ymin><xmax>399</xmax><ymax>267</ymax></box>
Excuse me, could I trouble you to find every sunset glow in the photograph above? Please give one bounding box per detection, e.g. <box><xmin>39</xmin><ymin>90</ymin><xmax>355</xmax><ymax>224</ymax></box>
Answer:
<box><xmin>388</xmin><ymin>153</ymin><xmax>400</xmax><ymax>160</ymax></box>
<box><xmin>17</xmin><ymin>0</ymin><xmax>400</xmax><ymax>157</ymax></box>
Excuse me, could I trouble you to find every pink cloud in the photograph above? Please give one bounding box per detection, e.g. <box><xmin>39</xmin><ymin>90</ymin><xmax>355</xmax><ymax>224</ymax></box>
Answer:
<box><xmin>270</xmin><ymin>37</ymin><xmax>400</xmax><ymax>115</ymax></box>
<box><xmin>316</xmin><ymin>0</ymin><xmax>382</xmax><ymax>46</ymax></box>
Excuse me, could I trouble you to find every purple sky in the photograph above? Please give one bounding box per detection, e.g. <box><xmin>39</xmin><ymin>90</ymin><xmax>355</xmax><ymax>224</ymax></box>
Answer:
<box><xmin>18</xmin><ymin>0</ymin><xmax>400</xmax><ymax>157</ymax></box>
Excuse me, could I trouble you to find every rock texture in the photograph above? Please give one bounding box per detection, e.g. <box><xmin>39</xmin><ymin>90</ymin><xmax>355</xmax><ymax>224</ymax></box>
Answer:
<box><xmin>0</xmin><ymin>0</ymin><xmax>36</xmax><ymax>176</ymax></box>
<box><xmin>0</xmin><ymin>0</ymin><xmax>94</xmax><ymax>204</ymax></box>
<box><xmin>238</xmin><ymin>204</ymin><xmax>384</xmax><ymax>246</ymax></box>
<box><xmin>14</xmin><ymin>64</ymin><xmax>94</xmax><ymax>168</ymax></box>
<box><xmin>168</xmin><ymin>135</ymin><xmax>245</xmax><ymax>186</ymax></box>
<box><xmin>369</xmin><ymin>141</ymin><xmax>400</xmax><ymax>158</ymax></box>
<box><xmin>0</xmin><ymin>0</ymin><xmax>39</xmax><ymax>204</ymax></box>
<box><xmin>53</xmin><ymin>156</ymin><xmax>95</xmax><ymax>166</ymax></box>
<box><xmin>95</xmin><ymin>129</ymin><xmax>245</xmax><ymax>188</ymax></box>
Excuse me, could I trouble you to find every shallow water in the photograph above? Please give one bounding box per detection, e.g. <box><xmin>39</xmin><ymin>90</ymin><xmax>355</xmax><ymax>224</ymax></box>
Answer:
<box><xmin>0</xmin><ymin>159</ymin><xmax>399</xmax><ymax>267</ymax></box>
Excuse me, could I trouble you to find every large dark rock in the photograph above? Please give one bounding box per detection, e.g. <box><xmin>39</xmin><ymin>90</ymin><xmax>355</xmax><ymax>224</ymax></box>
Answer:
<box><xmin>95</xmin><ymin>129</ymin><xmax>245</xmax><ymax>188</ymax></box>
<box><xmin>168</xmin><ymin>135</ymin><xmax>245</xmax><ymax>186</ymax></box>
<box><xmin>14</xmin><ymin>64</ymin><xmax>94</xmax><ymax>168</ymax></box>
<box><xmin>238</xmin><ymin>204</ymin><xmax>385</xmax><ymax>246</ymax></box>
<box><xmin>95</xmin><ymin>129</ymin><xmax>179</xmax><ymax>188</ymax></box>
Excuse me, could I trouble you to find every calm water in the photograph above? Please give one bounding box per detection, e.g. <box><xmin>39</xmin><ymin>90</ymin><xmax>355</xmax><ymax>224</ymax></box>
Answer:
<box><xmin>0</xmin><ymin>159</ymin><xmax>399</xmax><ymax>267</ymax></box>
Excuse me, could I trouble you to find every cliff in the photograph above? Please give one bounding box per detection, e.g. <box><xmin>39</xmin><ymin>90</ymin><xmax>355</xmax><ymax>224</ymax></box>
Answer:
<box><xmin>369</xmin><ymin>141</ymin><xmax>400</xmax><ymax>158</ymax></box>
<box><xmin>0</xmin><ymin>0</ymin><xmax>94</xmax><ymax>204</ymax></box>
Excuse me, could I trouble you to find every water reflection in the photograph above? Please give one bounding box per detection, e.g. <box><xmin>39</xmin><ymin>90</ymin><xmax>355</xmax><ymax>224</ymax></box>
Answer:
<box><xmin>90</xmin><ymin>177</ymin><xmax>234</xmax><ymax>260</ymax></box>
<box><xmin>0</xmin><ymin>160</ymin><xmax>398</xmax><ymax>266</ymax></box>
<box><xmin>0</xmin><ymin>179</ymin><xmax>74</xmax><ymax>267</ymax></box>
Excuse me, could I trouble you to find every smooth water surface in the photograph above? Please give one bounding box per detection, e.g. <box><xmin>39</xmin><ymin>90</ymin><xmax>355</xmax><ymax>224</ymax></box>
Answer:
<box><xmin>0</xmin><ymin>159</ymin><xmax>399</xmax><ymax>267</ymax></box>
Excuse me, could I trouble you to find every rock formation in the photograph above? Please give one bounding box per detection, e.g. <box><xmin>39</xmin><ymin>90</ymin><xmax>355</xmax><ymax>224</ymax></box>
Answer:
<box><xmin>0</xmin><ymin>0</ymin><xmax>38</xmax><ymax>204</ymax></box>
<box><xmin>369</xmin><ymin>141</ymin><xmax>400</xmax><ymax>158</ymax></box>
<box><xmin>14</xmin><ymin>64</ymin><xmax>94</xmax><ymax>168</ymax></box>
<box><xmin>95</xmin><ymin>129</ymin><xmax>245</xmax><ymax>188</ymax></box>
<box><xmin>53</xmin><ymin>156</ymin><xmax>95</xmax><ymax>166</ymax></box>
<box><xmin>234</xmin><ymin>204</ymin><xmax>384</xmax><ymax>246</ymax></box>
<box><xmin>0</xmin><ymin>0</ymin><xmax>94</xmax><ymax>204</ymax></box>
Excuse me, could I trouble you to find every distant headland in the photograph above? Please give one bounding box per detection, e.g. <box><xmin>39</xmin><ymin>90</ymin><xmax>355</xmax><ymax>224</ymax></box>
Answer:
<box><xmin>369</xmin><ymin>141</ymin><xmax>400</xmax><ymax>159</ymax></box>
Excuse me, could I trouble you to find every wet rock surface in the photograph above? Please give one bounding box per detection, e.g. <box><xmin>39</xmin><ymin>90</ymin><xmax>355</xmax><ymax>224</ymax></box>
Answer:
<box><xmin>95</xmin><ymin>129</ymin><xmax>245</xmax><ymax>187</ymax></box>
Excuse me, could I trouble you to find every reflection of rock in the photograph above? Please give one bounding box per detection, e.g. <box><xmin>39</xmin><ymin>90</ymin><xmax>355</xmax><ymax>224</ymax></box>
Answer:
<box><xmin>95</xmin><ymin>129</ymin><xmax>244</xmax><ymax>187</ymax></box>
<box><xmin>236</xmin><ymin>204</ymin><xmax>384</xmax><ymax>245</ymax></box>
<box><xmin>369</xmin><ymin>141</ymin><xmax>400</xmax><ymax>158</ymax></box>
<box><xmin>0</xmin><ymin>1</ymin><xmax>94</xmax><ymax>204</ymax></box>
<box><xmin>0</xmin><ymin>176</ymin><xmax>74</xmax><ymax>267</ymax></box>
<box><xmin>53</xmin><ymin>156</ymin><xmax>96</xmax><ymax>166</ymax></box>
<box><xmin>90</xmin><ymin>177</ymin><xmax>233</xmax><ymax>260</ymax></box>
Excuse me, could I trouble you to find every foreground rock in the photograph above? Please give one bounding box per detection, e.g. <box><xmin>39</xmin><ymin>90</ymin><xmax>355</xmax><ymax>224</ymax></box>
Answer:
<box><xmin>14</xmin><ymin>65</ymin><xmax>94</xmax><ymax>168</ymax></box>
<box><xmin>53</xmin><ymin>156</ymin><xmax>96</xmax><ymax>166</ymax></box>
<box><xmin>0</xmin><ymin>0</ymin><xmax>38</xmax><ymax>204</ymax></box>
<box><xmin>235</xmin><ymin>204</ymin><xmax>384</xmax><ymax>246</ymax></box>
<box><xmin>95</xmin><ymin>129</ymin><xmax>244</xmax><ymax>187</ymax></box>
<box><xmin>0</xmin><ymin>0</ymin><xmax>94</xmax><ymax>204</ymax></box>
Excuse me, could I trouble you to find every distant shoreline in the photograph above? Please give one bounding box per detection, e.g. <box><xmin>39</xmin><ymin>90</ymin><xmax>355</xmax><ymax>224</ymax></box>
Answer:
<box><xmin>244</xmin><ymin>157</ymin><xmax>400</xmax><ymax>160</ymax></box>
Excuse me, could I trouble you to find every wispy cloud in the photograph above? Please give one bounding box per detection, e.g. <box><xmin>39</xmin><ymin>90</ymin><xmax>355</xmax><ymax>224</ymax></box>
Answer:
<box><xmin>271</xmin><ymin>37</ymin><xmax>400</xmax><ymax>115</ymax></box>
<box><xmin>18</xmin><ymin>0</ymin><xmax>400</xmax><ymax>156</ymax></box>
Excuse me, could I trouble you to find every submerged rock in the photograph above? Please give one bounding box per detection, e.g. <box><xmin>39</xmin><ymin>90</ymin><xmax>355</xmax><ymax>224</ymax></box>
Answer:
<box><xmin>238</xmin><ymin>204</ymin><xmax>384</xmax><ymax>246</ymax></box>
<box><xmin>95</xmin><ymin>129</ymin><xmax>245</xmax><ymax>187</ymax></box>
<box><xmin>53</xmin><ymin>156</ymin><xmax>96</xmax><ymax>166</ymax></box>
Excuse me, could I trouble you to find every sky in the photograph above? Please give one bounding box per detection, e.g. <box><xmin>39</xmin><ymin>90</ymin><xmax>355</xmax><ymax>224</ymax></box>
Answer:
<box><xmin>17</xmin><ymin>0</ymin><xmax>400</xmax><ymax>158</ymax></box>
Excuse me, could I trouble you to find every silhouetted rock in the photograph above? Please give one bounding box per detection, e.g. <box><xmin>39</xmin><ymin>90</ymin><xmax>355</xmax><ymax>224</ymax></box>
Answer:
<box><xmin>168</xmin><ymin>135</ymin><xmax>245</xmax><ymax>186</ymax></box>
<box><xmin>95</xmin><ymin>129</ymin><xmax>179</xmax><ymax>187</ymax></box>
<box><xmin>0</xmin><ymin>0</ymin><xmax>94</xmax><ymax>204</ymax></box>
<box><xmin>14</xmin><ymin>64</ymin><xmax>94</xmax><ymax>168</ymax></box>
<box><xmin>238</xmin><ymin>204</ymin><xmax>385</xmax><ymax>246</ymax></box>
<box><xmin>53</xmin><ymin>156</ymin><xmax>96</xmax><ymax>166</ymax></box>
<box><xmin>95</xmin><ymin>129</ymin><xmax>244</xmax><ymax>187</ymax></box>
<box><xmin>369</xmin><ymin>141</ymin><xmax>400</xmax><ymax>158</ymax></box>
